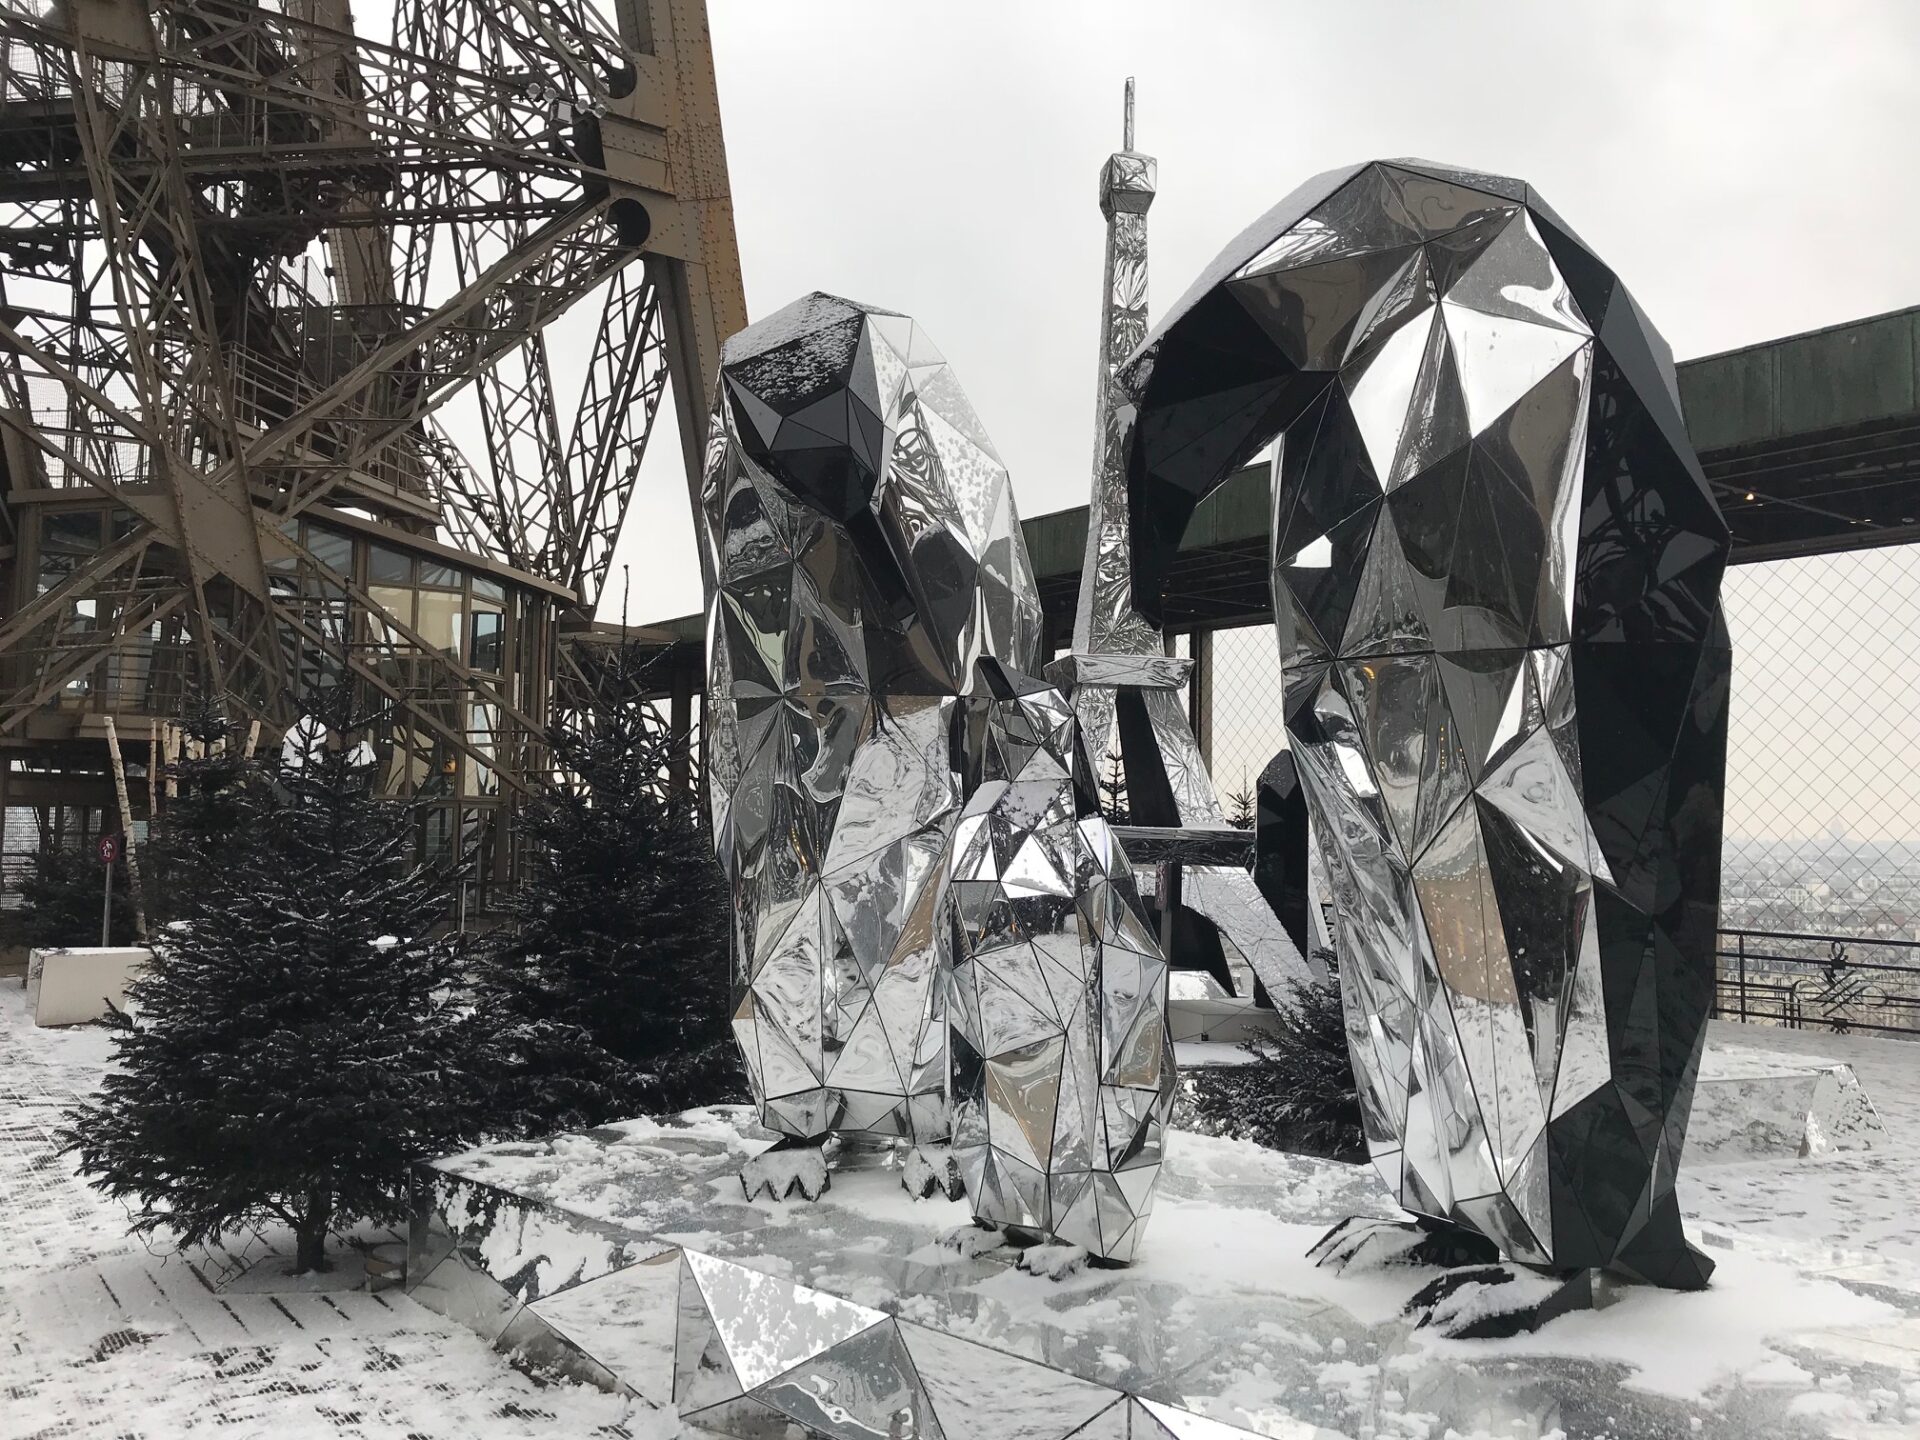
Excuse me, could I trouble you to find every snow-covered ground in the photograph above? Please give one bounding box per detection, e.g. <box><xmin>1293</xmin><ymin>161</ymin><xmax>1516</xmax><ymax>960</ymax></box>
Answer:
<box><xmin>425</xmin><ymin>1074</ymin><xmax>1920</xmax><ymax>1439</ymax></box>
<box><xmin>0</xmin><ymin>984</ymin><xmax>668</xmax><ymax>1439</ymax></box>
<box><xmin>9</xmin><ymin>978</ymin><xmax>1920</xmax><ymax>1439</ymax></box>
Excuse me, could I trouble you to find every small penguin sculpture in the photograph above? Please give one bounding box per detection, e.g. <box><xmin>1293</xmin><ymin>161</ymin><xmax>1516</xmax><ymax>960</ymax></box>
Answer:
<box><xmin>941</xmin><ymin>658</ymin><xmax>1177</xmax><ymax>1266</ymax></box>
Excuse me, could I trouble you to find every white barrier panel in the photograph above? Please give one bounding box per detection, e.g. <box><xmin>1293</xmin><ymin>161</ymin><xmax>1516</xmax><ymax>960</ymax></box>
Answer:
<box><xmin>1168</xmin><ymin>993</ymin><xmax>1283</xmax><ymax>1047</ymax></box>
<box><xmin>26</xmin><ymin>946</ymin><xmax>152</xmax><ymax>1027</ymax></box>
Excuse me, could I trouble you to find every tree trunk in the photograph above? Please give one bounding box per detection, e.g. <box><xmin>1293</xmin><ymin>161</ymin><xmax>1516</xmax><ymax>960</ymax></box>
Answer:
<box><xmin>293</xmin><ymin>1189</ymin><xmax>332</xmax><ymax>1274</ymax></box>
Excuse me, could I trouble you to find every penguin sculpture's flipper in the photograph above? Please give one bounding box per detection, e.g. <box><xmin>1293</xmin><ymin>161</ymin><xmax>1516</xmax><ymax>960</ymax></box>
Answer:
<box><xmin>739</xmin><ymin>1140</ymin><xmax>830</xmax><ymax>1203</ymax></box>
<box><xmin>1307</xmin><ymin>1216</ymin><xmax>1500</xmax><ymax>1275</ymax></box>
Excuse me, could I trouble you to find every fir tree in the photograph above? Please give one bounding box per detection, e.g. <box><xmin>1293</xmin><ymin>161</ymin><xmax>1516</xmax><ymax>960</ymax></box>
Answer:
<box><xmin>145</xmin><ymin>690</ymin><xmax>265</xmax><ymax>925</ymax></box>
<box><xmin>62</xmin><ymin>692</ymin><xmax>472</xmax><ymax>1273</ymax></box>
<box><xmin>467</xmin><ymin>643</ymin><xmax>739</xmax><ymax>1135</ymax></box>
<box><xmin>1226</xmin><ymin>781</ymin><xmax>1256</xmax><ymax>830</ymax></box>
<box><xmin>1186</xmin><ymin>950</ymin><xmax>1366</xmax><ymax>1162</ymax></box>
<box><xmin>5</xmin><ymin>842</ymin><xmax>135</xmax><ymax>949</ymax></box>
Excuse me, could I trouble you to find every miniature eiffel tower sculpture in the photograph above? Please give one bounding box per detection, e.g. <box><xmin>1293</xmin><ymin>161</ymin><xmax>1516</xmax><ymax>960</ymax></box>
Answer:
<box><xmin>1047</xmin><ymin>80</ymin><xmax>1313</xmax><ymax>1000</ymax></box>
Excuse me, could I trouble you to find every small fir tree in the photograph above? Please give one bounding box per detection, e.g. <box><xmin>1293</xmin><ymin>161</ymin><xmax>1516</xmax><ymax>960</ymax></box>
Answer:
<box><xmin>1098</xmin><ymin>752</ymin><xmax>1131</xmax><ymax>827</ymax></box>
<box><xmin>1226</xmin><ymin>782</ymin><xmax>1256</xmax><ymax>830</ymax></box>
<box><xmin>63</xmin><ymin>692</ymin><xmax>472</xmax><ymax>1273</ymax></box>
<box><xmin>468</xmin><ymin>643</ymin><xmax>739</xmax><ymax>1135</ymax></box>
<box><xmin>1186</xmin><ymin>949</ymin><xmax>1366</xmax><ymax>1162</ymax></box>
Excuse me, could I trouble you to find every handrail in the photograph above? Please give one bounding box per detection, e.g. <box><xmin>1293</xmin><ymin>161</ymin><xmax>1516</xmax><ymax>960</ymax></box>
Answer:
<box><xmin>1718</xmin><ymin>925</ymin><xmax>1920</xmax><ymax>951</ymax></box>
<box><xmin>1713</xmin><ymin>925</ymin><xmax>1920</xmax><ymax>1038</ymax></box>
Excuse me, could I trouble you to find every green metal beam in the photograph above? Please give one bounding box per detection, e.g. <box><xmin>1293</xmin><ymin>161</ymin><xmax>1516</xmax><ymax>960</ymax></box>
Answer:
<box><xmin>1678</xmin><ymin>305</ymin><xmax>1920</xmax><ymax>453</ymax></box>
<box><xmin>636</xmin><ymin>303</ymin><xmax>1920</xmax><ymax>646</ymax></box>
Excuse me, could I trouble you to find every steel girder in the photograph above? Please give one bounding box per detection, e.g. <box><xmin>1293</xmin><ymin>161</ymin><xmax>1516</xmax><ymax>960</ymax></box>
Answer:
<box><xmin>0</xmin><ymin>0</ymin><xmax>745</xmax><ymax>785</ymax></box>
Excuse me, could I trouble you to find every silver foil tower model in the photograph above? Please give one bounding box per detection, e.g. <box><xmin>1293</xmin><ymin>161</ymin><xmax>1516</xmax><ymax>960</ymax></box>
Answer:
<box><xmin>701</xmin><ymin>294</ymin><xmax>1043</xmax><ymax>1171</ymax></box>
<box><xmin>1124</xmin><ymin>162</ymin><xmax>1729</xmax><ymax>1290</ymax></box>
<box><xmin>1054</xmin><ymin>82</ymin><xmax>1312</xmax><ymax>1003</ymax></box>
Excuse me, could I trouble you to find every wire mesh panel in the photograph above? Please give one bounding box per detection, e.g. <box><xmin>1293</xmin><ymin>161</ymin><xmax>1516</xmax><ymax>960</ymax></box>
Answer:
<box><xmin>1204</xmin><ymin>623</ymin><xmax>1288</xmax><ymax>818</ymax></box>
<box><xmin>1194</xmin><ymin>542</ymin><xmax>1920</xmax><ymax>954</ymax></box>
<box><xmin>1721</xmin><ymin>544</ymin><xmax>1920</xmax><ymax>943</ymax></box>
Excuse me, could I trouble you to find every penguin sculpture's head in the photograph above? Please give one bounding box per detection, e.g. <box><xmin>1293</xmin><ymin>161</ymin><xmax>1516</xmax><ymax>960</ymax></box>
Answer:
<box><xmin>1120</xmin><ymin>160</ymin><xmax>1730</xmax><ymax>900</ymax></box>
<box><xmin>1120</xmin><ymin>160</ymin><xmax>1727</xmax><ymax>660</ymax></box>
<box><xmin>706</xmin><ymin>292</ymin><xmax>1040</xmax><ymax>699</ymax></box>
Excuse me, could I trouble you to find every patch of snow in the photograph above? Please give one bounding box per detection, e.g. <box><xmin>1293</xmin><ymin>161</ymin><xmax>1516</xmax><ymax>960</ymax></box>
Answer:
<box><xmin>1413</xmin><ymin>1245</ymin><xmax>1898</xmax><ymax>1400</ymax></box>
<box><xmin>0</xmin><ymin>977</ymin><xmax>667</xmax><ymax>1439</ymax></box>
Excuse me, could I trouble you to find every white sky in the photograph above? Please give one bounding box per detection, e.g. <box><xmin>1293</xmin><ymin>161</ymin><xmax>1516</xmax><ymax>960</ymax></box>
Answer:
<box><xmin>605</xmin><ymin>0</ymin><xmax>1920</xmax><ymax>624</ymax></box>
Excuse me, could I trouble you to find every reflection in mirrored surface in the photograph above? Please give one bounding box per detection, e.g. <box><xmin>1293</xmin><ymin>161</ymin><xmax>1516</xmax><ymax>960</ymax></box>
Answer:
<box><xmin>700</xmin><ymin>293</ymin><xmax>1043</xmax><ymax>1149</ymax></box>
<box><xmin>412</xmin><ymin>1099</ymin><xmax>1895</xmax><ymax>1440</ymax></box>
<box><xmin>758</xmin><ymin>1319</ymin><xmax>939</xmax><ymax>1440</ymax></box>
<box><xmin>945</xmin><ymin>660</ymin><xmax>1174</xmax><ymax>1262</ymax></box>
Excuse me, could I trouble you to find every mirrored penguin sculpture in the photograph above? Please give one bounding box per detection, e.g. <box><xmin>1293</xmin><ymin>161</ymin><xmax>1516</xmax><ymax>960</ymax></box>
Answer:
<box><xmin>700</xmin><ymin>292</ymin><xmax>1045</xmax><ymax>1198</ymax></box>
<box><xmin>942</xmin><ymin>657</ymin><xmax>1176</xmax><ymax>1266</ymax></box>
<box><xmin>1122</xmin><ymin>162</ymin><xmax>1729</xmax><ymax>1297</ymax></box>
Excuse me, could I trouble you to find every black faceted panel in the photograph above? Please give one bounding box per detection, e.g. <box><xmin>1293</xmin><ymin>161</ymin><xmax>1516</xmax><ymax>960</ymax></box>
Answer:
<box><xmin>1123</xmin><ymin>161</ymin><xmax>1729</xmax><ymax>1288</ymax></box>
<box><xmin>1253</xmin><ymin>752</ymin><xmax>1313</xmax><ymax>962</ymax></box>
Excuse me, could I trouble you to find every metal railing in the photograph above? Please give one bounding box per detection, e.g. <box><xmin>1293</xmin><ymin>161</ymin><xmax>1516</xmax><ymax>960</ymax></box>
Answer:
<box><xmin>1715</xmin><ymin>927</ymin><xmax>1920</xmax><ymax>1038</ymax></box>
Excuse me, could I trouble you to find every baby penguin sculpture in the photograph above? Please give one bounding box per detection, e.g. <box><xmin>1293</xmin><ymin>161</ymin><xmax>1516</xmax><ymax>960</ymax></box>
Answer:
<box><xmin>1122</xmin><ymin>162</ymin><xmax>1730</xmax><ymax>1304</ymax></box>
<box><xmin>700</xmin><ymin>293</ymin><xmax>1044</xmax><ymax>1200</ymax></box>
<box><xmin>941</xmin><ymin>658</ymin><xmax>1176</xmax><ymax>1268</ymax></box>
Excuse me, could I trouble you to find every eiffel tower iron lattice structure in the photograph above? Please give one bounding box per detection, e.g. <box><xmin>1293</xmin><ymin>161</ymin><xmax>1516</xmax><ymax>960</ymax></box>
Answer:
<box><xmin>0</xmin><ymin>0</ymin><xmax>744</xmax><ymax>868</ymax></box>
<box><xmin>1050</xmin><ymin>79</ymin><xmax>1312</xmax><ymax>1002</ymax></box>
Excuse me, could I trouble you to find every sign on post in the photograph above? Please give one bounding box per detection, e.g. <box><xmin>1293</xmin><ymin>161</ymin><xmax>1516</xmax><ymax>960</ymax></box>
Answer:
<box><xmin>99</xmin><ymin>832</ymin><xmax>120</xmax><ymax>944</ymax></box>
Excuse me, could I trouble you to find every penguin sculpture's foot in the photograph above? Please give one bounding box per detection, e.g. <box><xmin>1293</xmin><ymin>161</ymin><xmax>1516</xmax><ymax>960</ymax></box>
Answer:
<box><xmin>1611</xmin><ymin>1214</ymin><xmax>1717</xmax><ymax>1292</ymax></box>
<box><xmin>1404</xmin><ymin>1264</ymin><xmax>1611</xmax><ymax>1340</ymax></box>
<box><xmin>1014</xmin><ymin>1241</ymin><xmax>1090</xmax><ymax>1282</ymax></box>
<box><xmin>1308</xmin><ymin>1216</ymin><xmax>1500</xmax><ymax>1274</ymax></box>
<box><xmin>938</xmin><ymin>1220</ymin><xmax>1012</xmax><ymax>1259</ymax></box>
<box><xmin>739</xmin><ymin>1141</ymin><xmax>830</xmax><ymax>1202</ymax></box>
<box><xmin>900</xmin><ymin>1144</ymin><xmax>965</xmax><ymax>1201</ymax></box>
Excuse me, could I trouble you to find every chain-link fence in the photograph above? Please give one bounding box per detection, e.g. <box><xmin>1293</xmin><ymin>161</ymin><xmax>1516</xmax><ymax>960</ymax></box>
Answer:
<box><xmin>1719</xmin><ymin>544</ymin><xmax>1920</xmax><ymax>940</ymax></box>
<box><xmin>1204</xmin><ymin>624</ymin><xmax>1289</xmax><ymax>817</ymax></box>
<box><xmin>1197</xmin><ymin>543</ymin><xmax>1920</xmax><ymax>948</ymax></box>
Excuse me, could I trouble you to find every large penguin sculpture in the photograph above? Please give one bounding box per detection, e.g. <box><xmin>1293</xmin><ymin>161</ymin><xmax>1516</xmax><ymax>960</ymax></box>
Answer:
<box><xmin>1120</xmin><ymin>162</ymin><xmax>1729</xmax><ymax>1292</ymax></box>
<box><xmin>700</xmin><ymin>292</ymin><xmax>1044</xmax><ymax>1198</ymax></box>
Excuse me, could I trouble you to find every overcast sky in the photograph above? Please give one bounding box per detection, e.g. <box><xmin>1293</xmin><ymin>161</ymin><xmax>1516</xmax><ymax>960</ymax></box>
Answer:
<box><xmin>607</xmin><ymin>0</ymin><xmax>1920</xmax><ymax>623</ymax></box>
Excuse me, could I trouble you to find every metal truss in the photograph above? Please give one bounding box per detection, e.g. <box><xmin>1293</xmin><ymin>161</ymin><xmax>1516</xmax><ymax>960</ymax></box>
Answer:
<box><xmin>0</xmin><ymin>0</ymin><xmax>744</xmax><ymax>788</ymax></box>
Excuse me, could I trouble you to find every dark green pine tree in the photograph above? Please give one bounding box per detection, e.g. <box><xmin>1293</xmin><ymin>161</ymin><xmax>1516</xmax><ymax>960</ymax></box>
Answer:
<box><xmin>63</xmin><ymin>692</ymin><xmax>473</xmax><ymax>1274</ymax></box>
<box><xmin>1226</xmin><ymin>781</ymin><xmax>1256</xmax><ymax>830</ymax></box>
<box><xmin>145</xmin><ymin>690</ymin><xmax>266</xmax><ymax>925</ymax></box>
<box><xmin>468</xmin><ymin>643</ymin><xmax>740</xmax><ymax>1136</ymax></box>
<box><xmin>5</xmin><ymin>843</ymin><xmax>136</xmax><ymax>950</ymax></box>
<box><xmin>1187</xmin><ymin>951</ymin><xmax>1367</xmax><ymax>1162</ymax></box>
